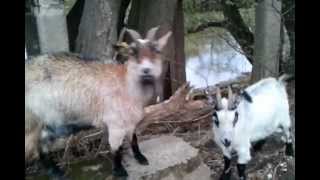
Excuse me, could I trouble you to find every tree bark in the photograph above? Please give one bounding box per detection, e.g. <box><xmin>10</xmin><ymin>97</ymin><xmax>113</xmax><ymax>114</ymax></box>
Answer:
<box><xmin>251</xmin><ymin>0</ymin><xmax>282</xmax><ymax>83</ymax></box>
<box><xmin>67</xmin><ymin>0</ymin><xmax>85</xmax><ymax>52</ymax></box>
<box><xmin>75</xmin><ymin>0</ymin><xmax>122</xmax><ymax>63</ymax></box>
<box><xmin>282</xmin><ymin>0</ymin><xmax>295</xmax><ymax>74</ymax></box>
<box><xmin>117</xmin><ymin>0</ymin><xmax>131</xmax><ymax>37</ymax></box>
<box><xmin>172</xmin><ymin>0</ymin><xmax>187</xmax><ymax>94</ymax></box>
<box><xmin>221</xmin><ymin>0</ymin><xmax>254</xmax><ymax>64</ymax></box>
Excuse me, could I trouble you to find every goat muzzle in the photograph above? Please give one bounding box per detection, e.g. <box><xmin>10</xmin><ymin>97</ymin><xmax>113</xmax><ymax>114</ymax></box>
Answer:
<box><xmin>140</xmin><ymin>75</ymin><xmax>155</xmax><ymax>85</ymax></box>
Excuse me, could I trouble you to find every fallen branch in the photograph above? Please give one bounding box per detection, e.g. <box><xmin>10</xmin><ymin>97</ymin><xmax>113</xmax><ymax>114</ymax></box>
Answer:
<box><xmin>187</xmin><ymin>21</ymin><xmax>227</xmax><ymax>34</ymax></box>
<box><xmin>154</xmin><ymin>111</ymin><xmax>213</xmax><ymax>124</ymax></box>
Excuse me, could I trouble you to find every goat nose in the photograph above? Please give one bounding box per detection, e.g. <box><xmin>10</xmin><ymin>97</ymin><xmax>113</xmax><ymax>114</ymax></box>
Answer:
<box><xmin>143</xmin><ymin>68</ymin><xmax>150</xmax><ymax>74</ymax></box>
<box><xmin>223</xmin><ymin>139</ymin><xmax>231</xmax><ymax>147</ymax></box>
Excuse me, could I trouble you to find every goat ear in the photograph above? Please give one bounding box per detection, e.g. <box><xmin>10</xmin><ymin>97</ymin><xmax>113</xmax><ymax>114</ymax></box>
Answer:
<box><xmin>126</xmin><ymin>29</ymin><xmax>142</xmax><ymax>41</ymax></box>
<box><xmin>112</xmin><ymin>44</ymin><xmax>121</xmax><ymax>51</ymax></box>
<box><xmin>112</xmin><ymin>42</ymin><xmax>129</xmax><ymax>52</ymax></box>
<box><xmin>157</xmin><ymin>31</ymin><xmax>172</xmax><ymax>51</ymax></box>
<box><xmin>241</xmin><ymin>90</ymin><xmax>253</xmax><ymax>103</ymax></box>
<box><xmin>146</xmin><ymin>26</ymin><xmax>159</xmax><ymax>41</ymax></box>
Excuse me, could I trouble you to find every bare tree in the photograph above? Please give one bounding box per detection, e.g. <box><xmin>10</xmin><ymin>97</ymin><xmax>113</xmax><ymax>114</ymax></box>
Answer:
<box><xmin>251</xmin><ymin>0</ymin><xmax>282</xmax><ymax>82</ymax></box>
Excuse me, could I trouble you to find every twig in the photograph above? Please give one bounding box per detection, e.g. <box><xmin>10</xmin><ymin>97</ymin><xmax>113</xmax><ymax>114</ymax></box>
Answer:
<box><xmin>187</xmin><ymin>21</ymin><xmax>227</xmax><ymax>34</ymax></box>
<box><xmin>81</xmin><ymin>130</ymin><xmax>103</xmax><ymax>140</ymax></box>
<box><xmin>198</xmin><ymin>123</ymin><xmax>201</xmax><ymax>140</ymax></box>
<box><xmin>95</xmin><ymin>131</ymin><xmax>108</xmax><ymax>157</ymax></box>
<box><xmin>155</xmin><ymin>111</ymin><xmax>213</xmax><ymax>124</ymax></box>
<box><xmin>171</xmin><ymin>127</ymin><xmax>181</xmax><ymax>136</ymax></box>
<box><xmin>62</xmin><ymin>135</ymin><xmax>75</xmax><ymax>165</ymax></box>
<box><xmin>272</xmin><ymin>162</ymin><xmax>282</xmax><ymax>180</ymax></box>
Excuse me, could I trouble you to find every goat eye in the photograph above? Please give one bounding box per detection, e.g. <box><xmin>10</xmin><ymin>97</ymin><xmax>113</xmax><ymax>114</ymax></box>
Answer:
<box><xmin>129</xmin><ymin>46</ymin><xmax>138</xmax><ymax>57</ymax></box>
<box><xmin>150</xmin><ymin>43</ymin><xmax>161</xmax><ymax>53</ymax></box>
<box><xmin>213</xmin><ymin>112</ymin><xmax>218</xmax><ymax>118</ymax></box>
<box><xmin>233</xmin><ymin>112</ymin><xmax>239</xmax><ymax>127</ymax></box>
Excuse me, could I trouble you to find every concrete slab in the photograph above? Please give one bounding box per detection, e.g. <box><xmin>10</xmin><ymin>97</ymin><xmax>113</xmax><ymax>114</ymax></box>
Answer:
<box><xmin>116</xmin><ymin>135</ymin><xmax>211</xmax><ymax>180</ymax></box>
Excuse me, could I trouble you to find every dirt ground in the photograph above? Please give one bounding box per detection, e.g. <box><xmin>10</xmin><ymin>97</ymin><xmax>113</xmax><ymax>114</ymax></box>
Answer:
<box><xmin>26</xmin><ymin>81</ymin><xmax>295</xmax><ymax>180</ymax></box>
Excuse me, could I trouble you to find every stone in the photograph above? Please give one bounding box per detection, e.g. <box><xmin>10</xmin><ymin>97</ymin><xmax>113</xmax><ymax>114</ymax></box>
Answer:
<box><xmin>34</xmin><ymin>0</ymin><xmax>69</xmax><ymax>53</ymax></box>
<box><xmin>106</xmin><ymin>135</ymin><xmax>211</xmax><ymax>180</ymax></box>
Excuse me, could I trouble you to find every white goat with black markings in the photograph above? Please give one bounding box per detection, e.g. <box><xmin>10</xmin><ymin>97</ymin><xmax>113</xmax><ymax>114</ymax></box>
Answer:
<box><xmin>25</xmin><ymin>26</ymin><xmax>172</xmax><ymax>179</ymax></box>
<box><xmin>211</xmin><ymin>74</ymin><xmax>294</xmax><ymax>180</ymax></box>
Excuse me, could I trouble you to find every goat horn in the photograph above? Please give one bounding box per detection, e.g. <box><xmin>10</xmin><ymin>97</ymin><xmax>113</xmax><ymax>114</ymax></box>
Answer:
<box><xmin>216</xmin><ymin>87</ymin><xmax>223</xmax><ymax>109</ymax></box>
<box><xmin>146</xmin><ymin>26</ymin><xmax>159</xmax><ymax>41</ymax></box>
<box><xmin>205</xmin><ymin>89</ymin><xmax>214</xmax><ymax>105</ymax></box>
<box><xmin>227</xmin><ymin>86</ymin><xmax>234</xmax><ymax>110</ymax></box>
<box><xmin>126</xmin><ymin>29</ymin><xmax>142</xmax><ymax>42</ymax></box>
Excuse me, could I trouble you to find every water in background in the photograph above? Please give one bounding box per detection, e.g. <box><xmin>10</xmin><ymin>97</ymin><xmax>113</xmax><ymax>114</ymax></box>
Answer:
<box><xmin>185</xmin><ymin>29</ymin><xmax>252</xmax><ymax>89</ymax></box>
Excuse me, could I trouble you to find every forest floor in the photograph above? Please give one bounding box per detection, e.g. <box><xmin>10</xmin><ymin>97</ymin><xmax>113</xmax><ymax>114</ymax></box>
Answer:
<box><xmin>26</xmin><ymin>81</ymin><xmax>295</xmax><ymax>180</ymax></box>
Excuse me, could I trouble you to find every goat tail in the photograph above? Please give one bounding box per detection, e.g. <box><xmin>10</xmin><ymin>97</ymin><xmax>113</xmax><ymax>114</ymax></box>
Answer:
<box><xmin>278</xmin><ymin>73</ymin><xmax>294</xmax><ymax>86</ymax></box>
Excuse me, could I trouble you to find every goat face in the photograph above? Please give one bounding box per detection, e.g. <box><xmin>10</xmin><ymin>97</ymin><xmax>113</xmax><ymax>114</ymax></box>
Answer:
<box><xmin>125</xmin><ymin>27</ymin><xmax>172</xmax><ymax>86</ymax></box>
<box><xmin>213</xmin><ymin>87</ymin><xmax>239</xmax><ymax>148</ymax></box>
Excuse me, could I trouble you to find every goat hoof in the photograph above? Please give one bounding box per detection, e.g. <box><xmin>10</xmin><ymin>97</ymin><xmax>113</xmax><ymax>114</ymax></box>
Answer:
<box><xmin>48</xmin><ymin>167</ymin><xmax>68</xmax><ymax>180</ymax></box>
<box><xmin>219</xmin><ymin>171</ymin><xmax>231</xmax><ymax>180</ymax></box>
<box><xmin>135</xmin><ymin>154</ymin><xmax>149</xmax><ymax>165</ymax></box>
<box><xmin>50</xmin><ymin>174</ymin><xmax>69</xmax><ymax>180</ymax></box>
<box><xmin>112</xmin><ymin>166</ymin><xmax>128</xmax><ymax>177</ymax></box>
<box><xmin>52</xmin><ymin>176</ymin><xmax>70</xmax><ymax>180</ymax></box>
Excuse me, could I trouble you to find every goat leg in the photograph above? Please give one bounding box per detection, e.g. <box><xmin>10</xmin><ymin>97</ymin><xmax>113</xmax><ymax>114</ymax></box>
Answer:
<box><xmin>219</xmin><ymin>156</ymin><xmax>232</xmax><ymax>180</ymax></box>
<box><xmin>131</xmin><ymin>133</ymin><xmax>149</xmax><ymax>165</ymax></box>
<box><xmin>237</xmin><ymin>163</ymin><xmax>247</xmax><ymax>180</ymax></box>
<box><xmin>112</xmin><ymin>146</ymin><xmax>128</xmax><ymax>177</ymax></box>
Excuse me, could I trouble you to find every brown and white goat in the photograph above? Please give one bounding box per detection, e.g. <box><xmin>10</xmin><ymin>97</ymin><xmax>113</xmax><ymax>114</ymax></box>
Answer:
<box><xmin>25</xmin><ymin>27</ymin><xmax>172</xmax><ymax>178</ymax></box>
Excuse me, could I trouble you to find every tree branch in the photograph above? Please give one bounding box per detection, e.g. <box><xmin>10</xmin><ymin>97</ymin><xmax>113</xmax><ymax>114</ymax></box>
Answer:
<box><xmin>187</xmin><ymin>21</ymin><xmax>227</xmax><ymax>34</ymax></box>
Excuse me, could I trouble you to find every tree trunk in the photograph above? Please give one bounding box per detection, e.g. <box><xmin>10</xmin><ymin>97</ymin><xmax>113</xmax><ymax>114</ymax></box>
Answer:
<box><xmin>127</xmin><ymin>0</ymin><xmax>186</xmax><ymax>100</ymax></box>
<box><xmin>117</xmin><ymin>0</ymin><xmax>131</xmax><ymax>37</ymax></box>
<box><xmin>251</xmin><ymin>0</ymin><xmax>282</xmax><ymax>83</ymax></box>
<box><xmin>67</xmin><ymin>0</ymin><xmax>85</xmax><ymax>52</ymax></box>
<box><xmin>282</xmin><ymin>0</ymin><xmax>295</xmax><ymax>74</ymax></box>
<box><xmin>25</xmin><ymin>9</ymin><xmax>41</xmax><ymax>56</ymax></box>
<box><xmin>172</xmin><ymin>0</ymin><xmax>187</xmax><ymax>94</ymax></box>
<box><xmin>75</xmin><ymin>0</ymin><xmax>122</xmax><ymax>63</ymax></box>
<box><xmin>221</xmin><ymin>0</ymin><xmax>254</xmax><ymax>64</ymax></box>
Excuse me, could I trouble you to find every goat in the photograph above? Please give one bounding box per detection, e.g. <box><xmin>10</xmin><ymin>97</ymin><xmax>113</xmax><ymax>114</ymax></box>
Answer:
<box><xmin>211</xmin><ymin>74</ymin><xmax>294</xmax><ymax>180</ymax></box>
<box><xmin>25</xmin><ymin>26</ymin><xmax>172</xmax><ymax>179</ymax></box>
